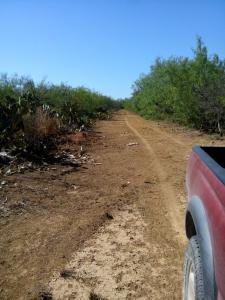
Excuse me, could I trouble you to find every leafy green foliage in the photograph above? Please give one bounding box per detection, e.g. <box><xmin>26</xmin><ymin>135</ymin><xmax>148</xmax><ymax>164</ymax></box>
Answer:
<box><xmin>0</xmin><ymin>75</ymin><xmax>118</xmax><ymax>149</ymax></box>
<box><xmin>125</xmin><ymin>37</ymin><xmax>225</xmax><ymax>134</ymax></box>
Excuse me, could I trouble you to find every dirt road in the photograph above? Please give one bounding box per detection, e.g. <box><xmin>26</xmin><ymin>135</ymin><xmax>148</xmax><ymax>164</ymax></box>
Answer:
<box><xmin>0</xmin><ymin>110</ymin><xmax>219</xmax><ymax>299</ymax></box>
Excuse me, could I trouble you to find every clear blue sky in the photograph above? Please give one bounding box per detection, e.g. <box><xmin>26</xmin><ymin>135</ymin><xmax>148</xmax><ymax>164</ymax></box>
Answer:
<box><xmin>1</xmin><ymin>0</ymin><xmax>225</xmax><ymax>99</ymax></box>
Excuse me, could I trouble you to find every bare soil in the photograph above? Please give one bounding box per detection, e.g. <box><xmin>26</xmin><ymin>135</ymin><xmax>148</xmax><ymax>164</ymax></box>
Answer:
<box><xmin>0</xmin><ymin>110</ymin><xmax>223</xmax><ymax>300</ymax></box>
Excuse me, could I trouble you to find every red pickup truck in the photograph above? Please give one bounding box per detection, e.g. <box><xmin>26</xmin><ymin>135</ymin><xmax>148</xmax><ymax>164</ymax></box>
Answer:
<box><xmin>183</xmin><ymin>146</ymin><xmax>225</xmax><ymax>300</ymax></box>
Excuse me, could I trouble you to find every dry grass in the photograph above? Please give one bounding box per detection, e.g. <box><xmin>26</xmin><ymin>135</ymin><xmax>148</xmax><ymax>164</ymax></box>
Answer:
<box><xmin>35</xmin><ymin>108</ymin><xmax>60</xmax><ymax>137</ymax></box>
<box><xmin>23</xmin><ymin>107</ymin><xmax>60</xmax><ymax>150</ymax></box>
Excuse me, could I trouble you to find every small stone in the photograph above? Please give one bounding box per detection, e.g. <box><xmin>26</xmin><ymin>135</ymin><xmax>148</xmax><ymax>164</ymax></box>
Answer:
<box><xmin>105</xmin><ymin>212</ymin><xmax>113</xmax><ymax>220</ymax></box>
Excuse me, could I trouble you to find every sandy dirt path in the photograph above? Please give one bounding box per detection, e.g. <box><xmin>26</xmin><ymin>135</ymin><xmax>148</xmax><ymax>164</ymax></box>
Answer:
<box><xmin>48</xmin><ymin>111</ymin><xmax>215</xmax><ymax>300</ymax></box>
<box><xmin>1</xmin><ymin>110</ymin><xmax>218</xmax><ymax>299</ymax></box>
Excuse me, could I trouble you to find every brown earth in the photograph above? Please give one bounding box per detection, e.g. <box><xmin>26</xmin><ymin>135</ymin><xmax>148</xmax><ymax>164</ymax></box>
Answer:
<box><xmin>0</xmin><ymin>110</ymin><xmax>223</xmax><ymax>300</ymax></box>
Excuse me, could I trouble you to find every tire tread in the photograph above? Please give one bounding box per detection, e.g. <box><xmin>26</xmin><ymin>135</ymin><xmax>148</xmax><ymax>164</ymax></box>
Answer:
<box><xmin>183</xmin><ymin>236</ymin><xmax>205</xmax><ymax>300</ymax></box>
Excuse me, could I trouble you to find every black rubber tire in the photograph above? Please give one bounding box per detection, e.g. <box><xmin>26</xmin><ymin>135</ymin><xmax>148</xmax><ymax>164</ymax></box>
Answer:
<box><xmin>183</xmin><ymin>236</ymin><xmax>205</xmax><ymax>300</ymax></box>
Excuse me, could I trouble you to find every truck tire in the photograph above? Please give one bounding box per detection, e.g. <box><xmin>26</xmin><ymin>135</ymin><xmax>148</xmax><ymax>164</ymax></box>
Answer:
<box><xmin>183</xmin><ymin>236</ymin><xmax>205</xmax><ymax>300</ymax></box>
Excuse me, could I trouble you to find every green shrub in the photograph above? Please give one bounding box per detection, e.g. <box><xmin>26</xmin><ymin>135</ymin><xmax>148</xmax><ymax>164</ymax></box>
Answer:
<box><xmin>0</xmin><ymin>75</ymin><xmax>118</xmax><ymax>150</ymax></box>
<box><xmin>125</xmin><ymin>37</ymin><xmax>225</xmax><ymax>134</ymax></box>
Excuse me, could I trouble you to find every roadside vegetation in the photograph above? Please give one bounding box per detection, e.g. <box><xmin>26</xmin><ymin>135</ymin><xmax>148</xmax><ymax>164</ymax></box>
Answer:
<box><xmin>124</xmin><ymin>38</ymin><xmax>225</xmax><ymax>134</ymax></box>
<box><xmin>0</xmin><ymin>75</ymin><xmax>119</xmax><ymax>154</ymax></box>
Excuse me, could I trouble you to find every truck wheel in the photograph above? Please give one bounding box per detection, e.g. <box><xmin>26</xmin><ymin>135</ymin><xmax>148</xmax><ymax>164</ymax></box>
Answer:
<box><xmin>183</xmin><ymin>236</ymin><xmax>205</xmax><ymax>300</ymax></box>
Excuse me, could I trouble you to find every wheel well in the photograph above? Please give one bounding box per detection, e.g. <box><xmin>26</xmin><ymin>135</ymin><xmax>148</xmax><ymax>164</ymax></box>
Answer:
<box><xmin>186</xmin><ymin>211</ymin><xmax>196</xmax><ymax>239</ymax></box>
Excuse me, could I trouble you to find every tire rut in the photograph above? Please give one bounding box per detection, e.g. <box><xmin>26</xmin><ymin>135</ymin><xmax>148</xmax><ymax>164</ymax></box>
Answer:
<box><xmin>125</xmin><ymin>117</ymin><xmax>186</xmax><ymax>244</ymax></box>
<box><xmin>46</xmin><ymin>111</ymin><xmax>185</xmax><ymax>300</ymax></box>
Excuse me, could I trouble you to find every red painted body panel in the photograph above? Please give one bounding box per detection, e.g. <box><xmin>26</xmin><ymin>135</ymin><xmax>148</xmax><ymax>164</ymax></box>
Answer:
<box><xmin>187</xmin><ymin>151</ymin><xmax>225</xmax><ymax>299</ymax></box>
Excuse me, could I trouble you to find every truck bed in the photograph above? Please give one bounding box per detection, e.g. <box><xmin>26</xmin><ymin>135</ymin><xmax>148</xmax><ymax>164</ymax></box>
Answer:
<box><xmin>194</xmin><ymin>146</ymin><xmax>225</xmax><ymax>185</ymax></box>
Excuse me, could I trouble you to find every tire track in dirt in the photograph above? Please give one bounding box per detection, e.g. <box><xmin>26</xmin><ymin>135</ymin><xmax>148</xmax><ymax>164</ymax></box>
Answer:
<box><xmin>125</xmin><ymin>117</ymin><xmax>185</xmax><ymax>244</ymax></box>
<box><xmin>47</xmin><ymin>111</ymin><xmax>186</xmax><ymax>300</ymax></box>
<box><xmin>143</xmin><ymin>121</ymin><xmax>186</xmax><ymax>147</ymax></box>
